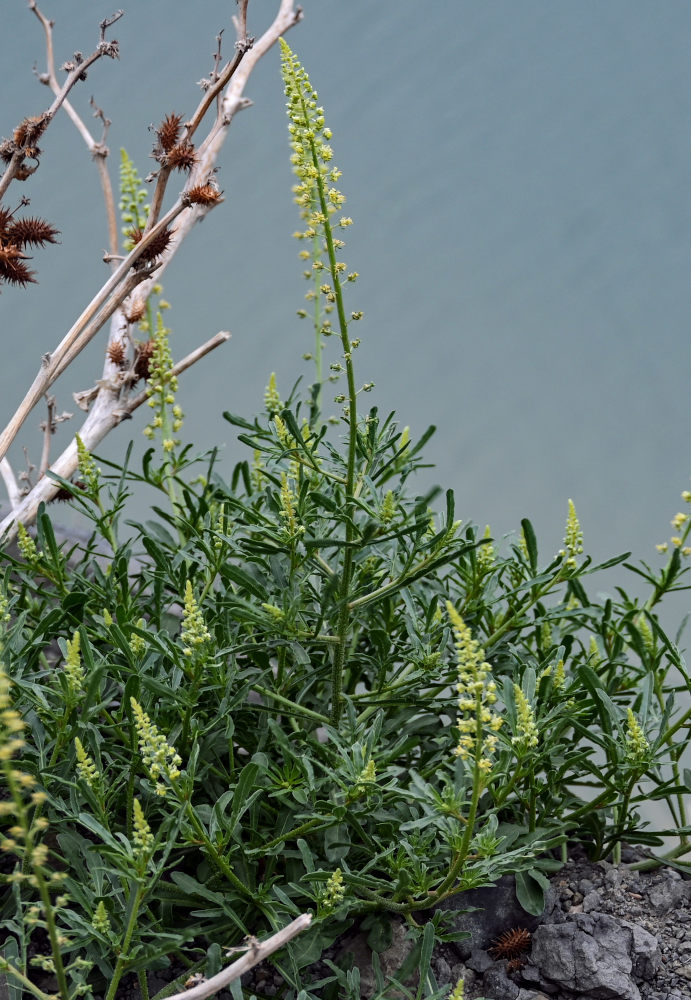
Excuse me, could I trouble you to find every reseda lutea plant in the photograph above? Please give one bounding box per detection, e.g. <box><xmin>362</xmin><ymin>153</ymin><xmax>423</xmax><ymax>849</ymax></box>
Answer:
<box><xmin>2</xmin><ymin>38</ymin><xmax>691</xmax><ymax>1000</ymax></box>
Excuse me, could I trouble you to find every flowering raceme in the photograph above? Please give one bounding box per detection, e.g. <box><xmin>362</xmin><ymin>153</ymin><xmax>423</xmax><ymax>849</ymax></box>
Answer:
<box><xmin>446</xmin><ymin>602</ymin><xmax>502</xmax><ymax>773</ymax></box>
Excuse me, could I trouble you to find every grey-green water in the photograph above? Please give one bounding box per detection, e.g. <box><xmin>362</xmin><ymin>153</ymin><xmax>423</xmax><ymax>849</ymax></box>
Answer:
<box><xmin>2</xmin><ymin>2</ymin><xmax>690</xmax><ymax>829</ymax></box>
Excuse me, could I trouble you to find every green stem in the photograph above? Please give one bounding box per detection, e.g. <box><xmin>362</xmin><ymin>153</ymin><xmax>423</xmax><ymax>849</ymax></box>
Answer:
<box><xmin>252</xmin><ymin>684</ymin><xmax>329</xmax><ymax>724</ymax></box>
<box><xmin>260</xmin><ymin>815</ymin><xmax>335</xmax><ymax>852</ymax></box>
<box><xmin>303</xmin><ymin>123</ymin><xmax>357</xmax><ymax>727</ymax></box>
<box><xmin>105</xmin><ymin>882</ymin><xmax>145</xmax><ymax>1000</ymax></box>
<box><xmin>34</xmin><ymin>869</ymin><xmax>70</xmax><ymax>999</ymax></box>
<box><xmin>427</xmin><ymin>695</ymin><xmax>485</xmax><ymax>902</ymax></box>
<box><xmin>0</xmin><ymin>961</ymin><xmax>53</xmax><ymax>1000</ymax></box>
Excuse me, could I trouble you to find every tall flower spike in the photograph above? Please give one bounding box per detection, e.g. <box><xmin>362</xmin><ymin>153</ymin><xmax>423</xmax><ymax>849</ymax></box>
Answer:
<box><xmin>130</xmin><ymin>698</ymin><xmax>182</xmax><ymax>795</ymax></box>
<box><xmin>446</xmin><ymin>602</ymin><xmax>502</xmax><ymax>772</ymax></box>
<box><xmin>280</xmin><ymin>39</ymin><xmax>360</xmax><ymax>405</ymax></box>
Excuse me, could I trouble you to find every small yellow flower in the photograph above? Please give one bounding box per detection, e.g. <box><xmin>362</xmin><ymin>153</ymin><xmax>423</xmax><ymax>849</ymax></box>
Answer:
<box><xmin>672</xmin><ymin>512</ymin><xmax>689</xmax><ymax>531</ymax></box>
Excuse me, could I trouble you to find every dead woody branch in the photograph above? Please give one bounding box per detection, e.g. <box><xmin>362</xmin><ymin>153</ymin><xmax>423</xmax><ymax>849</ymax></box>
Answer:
<box><xmin>0</xmin><ymin>0</ymin><xmax>302</xmax><ymax>541</ymax></box>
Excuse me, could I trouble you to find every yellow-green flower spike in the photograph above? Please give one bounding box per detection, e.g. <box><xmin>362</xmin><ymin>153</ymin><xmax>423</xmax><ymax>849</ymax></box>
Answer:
<box><xmin>16</xmin><ymin>522</ymin><xmax>38</xmax><ymax>564</ymax></box>
<box><xmin>0</xmin><ymin>665</ymin><xmax>26</xmax><ymax>763</ymax></box>
<box><xmin>132</xmin><ymin>798</ymin><xmax>154</xmax><ymax>861</ymax></box>
<box><xmin>476</xmin><ymin>525</ymin><xmax>495</xmax><ymax>574</ymax></box>
<box><xmin>624</xmin><ymin>708</ymin><xmax>650</xmax><ymax>765</ymax></box>
<box><xmin>511</xmin><ymin>685</ymin><xmax>539</xmax><ymax>753</ymax></box>
<box><xmin>322</xmin><ymin>867</ymin><xmax>345</xmax><ymax>911</ymax></box>
<box><xmin>559</xmin><ymin>499</ymin><xmax>584</xmax><ymax>568</ymax></box>
<box><xmin>130</xmin><ymin>697</ymin><xmax>182</xmax><ymax>795</ymax></box>
<box><xmin>357</xmin><ymin>759</ymin><xmax>376</xmax><ymax>785</ymax></box>
<box><xmin>76</xmin><ymin>434</ymin><xmax>101</xmax><ymax>494</ymax></box>
<box><xmin>74</xmin><ymin>738</ymin><xmax>99</xmax><ymax>788</ymax></box>
<box><xmin>181</xmin><ymin>580</ymin><xmax>211</xmax><ymax>658</ymax></box>
<box><xmin>379</xmin><ymin>490</ymin><xmax>396</xmax><ymax>525</ymax></box>
<box><xmin>264</xmin><ymin>372</ymin><xmax>283</xmax><ymax>415</ymax></box>
<box><xmin>144</xmin><ymin>312</ymin><xmax>182</xmax><ymax>449</ymax></box>
<box><xmin>119</xmin><ymin>149</ymin><xmax>149</xmax><ymax>246</ymax></box>
<box><xmin>92</xmin><ymin>900</ymin><xmax>110</xmax><ymax>935</ymax></box>
<box><xmin>279</xmin><ymin>473</ymin><xmax>304</xmax><ymax>541</ymax></box>
<box><xmin>446</xmin><ymin>602</ymin><xmax>502</xmax><ymax>771</ymax></box>
<box><xmin>129</xmin><ymin>618</ymin><xmax>148</xmax><ymax>658</ymax></box>
<box><xmin>64</xmin><ymin>631</ymin><xmax>84</xmax><ymax>696</ymax></box>
<box><xmin>449</xmin><ymin>981</ymin><xmax>465</xmax><ymax>1000</ymax></box>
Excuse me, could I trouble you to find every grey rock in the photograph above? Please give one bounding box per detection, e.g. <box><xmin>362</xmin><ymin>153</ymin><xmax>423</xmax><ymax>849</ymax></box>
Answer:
<box><xmin>466</xmin><ymin>946</ymin><xmax>495</xmax><ymax>974</ymax></box>
<box><xmin>482</xmin><ymin>965</ymin><xmax>520</xmax><ymax>1000</ymax></box>
<box><xmin>437</xmin><ymin>875</ymin><xmax>542</xmax><ymax>960</ymax></box>
<box><xmin>583</xmin><ymin>889</ymin><xmax>603</xmax><ymax>912</ymax></box>
<box><xmin>529</xmin><ymin>910</ymin><xmax>660</xmax><ymax>1000</ymax></box>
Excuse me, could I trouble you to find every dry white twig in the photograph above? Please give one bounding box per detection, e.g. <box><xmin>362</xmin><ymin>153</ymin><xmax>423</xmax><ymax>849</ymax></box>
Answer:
<box><xmin>0</xmin><ymin>332</ymin><xmax>230</xmax><ymax>539</ymax></box>
<box><xmin>0</xmin><ymin>1</ymin><xmax>301</xmax><ymax>540</ymax></box>
<box><xmin>162</xmin><ymin>913</ymin><xmax>312</xmax><ymax>1000</ymax></box>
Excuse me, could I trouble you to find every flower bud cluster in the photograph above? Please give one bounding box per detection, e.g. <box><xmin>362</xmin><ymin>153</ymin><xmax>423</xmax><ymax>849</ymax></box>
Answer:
<box><xmin>511</xmin><ymin>684</ymin><xmax>539</xmax><ymax>754</ymax></box>
<box><xmin>321</xmin><ymin>867</ymin><xmax>345</xmax><ymax>912</ymax></box>
<box><xmin>559</xmin><ymin>499</ymin><xmax>583</xmax><ymax>568</ymax></box>
<box><xmin>74</xmin><ymin>737</ymin><xmax>99</xmax><ymax>788</ymax></box>
<box><xmin>130</xmin><ymin>697</ymin><xmax>182</xmax><ymax>795</ymax></box>
<box><xmin>279</xmin><ymin>473</ymin><xmax>305</xmax><ymax>542</ymax></box>
<box><xmin>16</xmin><ymin>522</ymin><xmax>39</xmax><ymax>564</ymax></box>
<box><xmin>76</xmin><ymin>434</ymin><xmax>101</xmax><ymax>495</ymax></box>
<box><xmin>623</xmin><ymin>708</ymin><xmax>650</xmax><ymax>766</ymax></box>
<box><xmin>132</xmin><ymin>798</ymin><xmax>154</xmax><ymax>861</ymax></box>
<box><xmin>446</xmin><ymin>602</ymin><xmax>502</xmax><ymax>772</ymax></box>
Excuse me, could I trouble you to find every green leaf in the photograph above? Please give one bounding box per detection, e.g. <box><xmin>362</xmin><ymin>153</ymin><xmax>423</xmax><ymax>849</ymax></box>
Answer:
<box><xmin>520</xmin><ymin>518</ymin><xmax>538</xmax><ymax>572</ymax></box>
<box><xmin>515</xmin><ymin>869</ymin><xmax>550</xmax><ymax>915</ymax></box>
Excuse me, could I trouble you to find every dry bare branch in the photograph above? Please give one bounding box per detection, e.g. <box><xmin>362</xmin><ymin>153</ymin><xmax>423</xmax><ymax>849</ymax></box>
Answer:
<box><xmin>0</xmin><ymin>0</ymin><xmax>301</xmax><ymax>540</ymax></box>
<box><xmin>162</xmin><ymin>913</ymin><xmax>312</xmax><ymax>1000</ymax></box>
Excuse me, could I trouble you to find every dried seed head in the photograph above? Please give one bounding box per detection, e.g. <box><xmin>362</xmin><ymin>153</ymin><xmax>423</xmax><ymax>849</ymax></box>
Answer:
<box><xmin>13</xmin><ymin>115</ymin><xmax>49</xmax><ymax>149</ymax></box>
<box><xmin>127</xmin><ymin>226</ymin><xmax>174</xmax><ymax>263</ymax></box>
<box><xmin>155</xmin><ymin>112</ymin><xmax>184</xmax><ymax>154</ymax></box>
<box><xmin>124</xmin><ymin>301</ymin><xmax>146</xmax><ymax>324</ymax></box>
<box><xmin>488</xmin><ymin>928</ymin><xmax>531</xmax><ymax>960</ymax></box>
<box><xmin>6</xmin><ymin>217</ymin><xmax>59</xmax><ymax>248</ymax></box>
<box><xmin>186</xmin><ymin>183</ymin><xmax>223</xmax><ymax>206</ymax></box>
<box><xmin>0</xmin><ymin>244</ymin><xmax>36</xmax><ymax>287</ymax></box>
<box><xmin>134</xmin><ymin>339</ymin><xmax>155</xmax><ymax>381</ymax></box>
<box><xmin>167</xmin><ymin>140</ymin><xmax>196</xmax><ymax>172</ymax></box>
<box><xmin>107</xmin><ymin>341</ymin><xmax>127</xmax><ymax>366</ymax></box>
